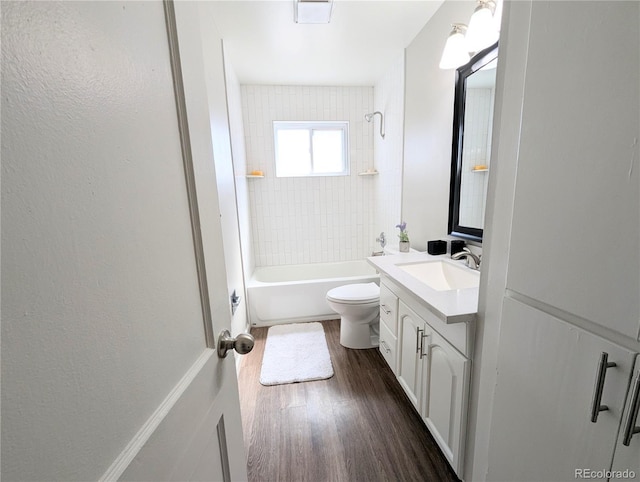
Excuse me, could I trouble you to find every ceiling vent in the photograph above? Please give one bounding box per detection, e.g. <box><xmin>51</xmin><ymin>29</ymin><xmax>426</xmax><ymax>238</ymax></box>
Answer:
<box><xmin>294</xmin><ymin>0</ymin><xmax>334</xmax><ymax>24</ymax></box>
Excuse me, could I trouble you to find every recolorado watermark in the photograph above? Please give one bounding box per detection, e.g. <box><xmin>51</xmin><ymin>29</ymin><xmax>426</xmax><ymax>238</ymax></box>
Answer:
<box><xmin>575</xmin><ymin>469</ymin><xmax>636</xmax><ymax>479</ymax></box>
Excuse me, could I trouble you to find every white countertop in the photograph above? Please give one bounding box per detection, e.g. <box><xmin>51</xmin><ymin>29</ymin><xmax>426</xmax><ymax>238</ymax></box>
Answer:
<box><xmin>367</xmin><ymin>252</ymin><xmax>479</xmax><ymax>324</ymax></box>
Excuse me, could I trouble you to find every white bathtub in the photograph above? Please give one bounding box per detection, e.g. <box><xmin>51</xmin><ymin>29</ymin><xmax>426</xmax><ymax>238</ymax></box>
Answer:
<box><xmin>247</xmin><ymin>260</ymin><xmax>379</xmax><ymax>326</ymax></box>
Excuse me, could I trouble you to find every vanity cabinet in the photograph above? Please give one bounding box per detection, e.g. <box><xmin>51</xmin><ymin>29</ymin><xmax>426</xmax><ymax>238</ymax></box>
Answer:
<box><xmin>396</xmin><ymin>299</ymin><xmax>470</xmax><ymax>476</ymax></box>
<box><xmin>371</xmin><ymin>269</ymin><xmax>475</xmax><ymax>479</ymax></box>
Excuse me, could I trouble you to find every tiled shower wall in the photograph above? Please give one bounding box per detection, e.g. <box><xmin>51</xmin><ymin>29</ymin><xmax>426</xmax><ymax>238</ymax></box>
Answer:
<box><xmin>241</xmin><ymin>85</ymin><xmax>377</xmax><ymax>267</ymax></box>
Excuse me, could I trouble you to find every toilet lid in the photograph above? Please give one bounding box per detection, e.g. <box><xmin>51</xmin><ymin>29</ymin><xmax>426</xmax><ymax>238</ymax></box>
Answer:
<box><xmin>326</xmin><ymin>282</ymin><xmax>380</xmax><ymax>303</ymax></box>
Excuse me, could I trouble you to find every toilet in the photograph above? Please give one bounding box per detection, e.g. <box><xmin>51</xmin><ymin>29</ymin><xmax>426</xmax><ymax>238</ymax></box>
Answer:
<box><xmin>326</xmin><ymin>282</ymin><xmax>380</xmax><ymax>349</ymax></box>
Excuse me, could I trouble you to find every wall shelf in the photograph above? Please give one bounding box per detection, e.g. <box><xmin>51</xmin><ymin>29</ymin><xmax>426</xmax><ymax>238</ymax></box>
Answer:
<box><xmin>246</xmin><ymin>175</ymin><xmax>265</xmax><ymax>178</ymax></box>
<box><xmin>358</xmin><ymin>170</ymin><xmax>379</xmax><ymax>176</ymax></box>
<box><xmin>471</xmin><ymin>168</ymin><xmax>489</xmax><ymax>173</ymax></box>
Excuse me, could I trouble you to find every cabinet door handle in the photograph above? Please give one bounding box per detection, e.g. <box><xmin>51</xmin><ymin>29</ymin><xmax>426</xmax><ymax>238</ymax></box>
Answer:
<box><xmin>590</xmin><ymin>352</ymin><xmax>617</xmax><ymax>423</ymax></box>
<box><xmin>622</xmin><ymin>370</ymin><xmax>640</xmax><ymax>446</ymax></box>
<box><xmin>381</xmin><ymin>304</ymin><xmax>391</xmax><ymax>315</ymax></box>
<box><xmin>419</xmin><ymin>332</ymin><xmax>430</xmax><ymax>359</ymax></box>
<box><xmin>416</xmin><ymin>328</ymin><xmax>423</xmax><ymax>354</ymax></box>
<box><xmin>380</xmin><ymin>340</ymin><xmax>391</xmax><ymax>354</ymax></box>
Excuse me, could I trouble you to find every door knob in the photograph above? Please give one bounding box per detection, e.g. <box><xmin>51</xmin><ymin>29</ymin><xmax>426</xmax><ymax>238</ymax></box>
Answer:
<box><xmin>217</xmin><ymin>330</ymin><xmax>254</xmax><ymax>358</ymax></box>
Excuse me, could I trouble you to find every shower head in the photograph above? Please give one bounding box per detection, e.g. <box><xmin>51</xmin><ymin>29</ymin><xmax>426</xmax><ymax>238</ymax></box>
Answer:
<box><xmin>364</xmin><ymin>111</ymin><xmax>385</xmax><ymax>139</ymax></box>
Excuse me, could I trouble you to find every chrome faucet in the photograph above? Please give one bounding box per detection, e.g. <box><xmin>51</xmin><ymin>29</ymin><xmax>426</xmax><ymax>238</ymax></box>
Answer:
<box><xmin>451</xmin><ymin>247</ymin><xmax>481</xmax><ymax>270</ymax></box>
<box><xmin>371</xmin><ymin>232</ymin><xmax>387</xmax><ymax>256</ymax></box>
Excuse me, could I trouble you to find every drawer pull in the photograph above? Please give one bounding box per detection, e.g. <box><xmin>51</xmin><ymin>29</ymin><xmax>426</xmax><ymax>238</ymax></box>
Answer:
<box><xmin>380</xmin><ymin>304</ymin><xmax>391</xmax><ymax>315</ymax></box>
<box><xmin>590</xmin><ymin>352</ymin><xmax>617</xmax><ymax>423</ymax></box>
<box><xmin>380</xmin><ymin>340</ymin><xmax>391</xmax><ymax>354</ymax></box>
<box><xmin>622</xmin><ymin>370</ymin><xmax>640</xmax><ymax>446</ymax></box>
<box><xmin>419</xmin><ymin>332</ymin><xmax>430</xmax><ymax>359</ymax></box>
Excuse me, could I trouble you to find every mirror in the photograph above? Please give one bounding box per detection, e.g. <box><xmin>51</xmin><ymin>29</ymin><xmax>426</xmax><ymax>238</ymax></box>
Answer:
<box><xmin>448</xmin><ymin>42</ymin><xmax>498</xmax><ymax>243</ymax></box>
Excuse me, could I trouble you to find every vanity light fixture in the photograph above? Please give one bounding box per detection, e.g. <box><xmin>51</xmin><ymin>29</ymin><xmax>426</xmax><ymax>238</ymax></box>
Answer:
<box><xmin>439</xmin><ymin>24</ymin><xmax>471</xmax><ymax>70</ymax></box>
<box><xmin>294</xmin><ymin>0</ymin><xmax>333</xmax><ymax>24</ymax></box>
<box><xmin>465</xmin><ymin>0</ymin><xmax>499</xmax><ymax>53</ymax></box>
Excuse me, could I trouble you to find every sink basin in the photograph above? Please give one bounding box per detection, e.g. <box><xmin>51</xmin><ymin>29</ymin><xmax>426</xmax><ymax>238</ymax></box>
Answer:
<box><xmin>397</xmin><ymin>260</ymin><xmax>480</xmax><ymax>291</ymax></box>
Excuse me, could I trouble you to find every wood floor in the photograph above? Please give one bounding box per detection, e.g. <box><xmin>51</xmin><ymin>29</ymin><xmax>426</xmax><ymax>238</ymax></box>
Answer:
<box><xmin>237</xmin><ymin>319</ymin><xmax>460</xmax><ymax>482</ymax></box>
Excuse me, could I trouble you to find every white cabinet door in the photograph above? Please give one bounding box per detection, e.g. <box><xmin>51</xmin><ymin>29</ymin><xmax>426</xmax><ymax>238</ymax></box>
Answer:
<box><xmin>611</xmin><ymin>354</ymin><xmax>640</xmax><ymax>477</ymax></box>
<box><xmin>397</xmin><ymin>301</ymin><xmax>428</xmax><ymax>410</ymax></box>
<box><xmin>422</xmin><ymin>330</ymin><xmax>470</xmax><ymax>476</ymax></box>
<box><xmin>487</xmin><ymin>298</ymin><xmax>638</xmax><ymax>482</ymax></box>
<box><xmin>504</xmin><ymin>1</ymin><xmax>639</xmax><ymax>341</ymax></box>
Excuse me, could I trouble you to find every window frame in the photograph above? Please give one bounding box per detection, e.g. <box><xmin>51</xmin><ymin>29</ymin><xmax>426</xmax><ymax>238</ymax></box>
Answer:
<box><xmin>273</xmin><ymin>121</ymin><xmax>350</xmax><ymax>178</ymax></box>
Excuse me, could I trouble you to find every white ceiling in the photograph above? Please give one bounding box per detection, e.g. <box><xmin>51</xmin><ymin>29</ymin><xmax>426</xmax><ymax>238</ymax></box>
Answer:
<box><xmin>208</xmin><ymin>1</ymin><xmax>444</xmax><ymax>86</ymax></box>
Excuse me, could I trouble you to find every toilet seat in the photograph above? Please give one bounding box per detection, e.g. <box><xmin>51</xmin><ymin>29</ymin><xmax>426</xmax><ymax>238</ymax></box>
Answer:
<box><xmin>326</xmin><ymin>282</ymin><xmax>380</xmax><ymax>304</ymax></box>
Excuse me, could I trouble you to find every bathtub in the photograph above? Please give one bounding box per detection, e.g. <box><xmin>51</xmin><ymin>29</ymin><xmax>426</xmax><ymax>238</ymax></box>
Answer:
<box><xmin>247</xmin><ymin>260</ymin><xmax>379</xmax><ymax>326</ymax></box>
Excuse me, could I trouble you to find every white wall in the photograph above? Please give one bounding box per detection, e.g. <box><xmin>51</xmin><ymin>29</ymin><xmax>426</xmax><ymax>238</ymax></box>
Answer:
<box><xmin>403</xmin><ymin>0</ymin><xmax>477</xmax><ymax>251</ymax></box>
<box><xmin>402</xmin><ymin>2</ymin><xmax>504</xmax><ymax>479</ymax></box>
<box><xmin>373</xmin><ymin>54</ymin><xmax>405</xmax><ymax>250</ymax></box>
<box><xmin>201</xmin><ymin>36</ymin><xmax>249</xmax><ymax>339</ymax></box>
<box><xmin>224</xmin><ymin>59</ymin><xmax>255</xmax><ymax>285</ymax></box>
<box><xmin>241</xmin><ymin>85</ymin><xmax>377</xmax><ymax>267</ymax></box>
<box><xmin>1</xmin><ymin>2</ymin><xmax>208</xmax><ymax>479</ymax></box>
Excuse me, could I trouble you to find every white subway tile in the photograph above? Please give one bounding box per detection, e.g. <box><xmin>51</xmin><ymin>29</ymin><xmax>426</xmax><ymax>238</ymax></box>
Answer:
<box><xmin>242</xmin><ymin>83</ymin><xmax>401</xmax><ymax>267</ymax></box>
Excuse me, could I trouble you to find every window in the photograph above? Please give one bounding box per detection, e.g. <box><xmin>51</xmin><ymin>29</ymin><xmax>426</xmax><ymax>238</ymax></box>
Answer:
<box><xmin>274</xmin><ymin>121</ymin><xmax>349</xmax><ymax>177</ymax></box>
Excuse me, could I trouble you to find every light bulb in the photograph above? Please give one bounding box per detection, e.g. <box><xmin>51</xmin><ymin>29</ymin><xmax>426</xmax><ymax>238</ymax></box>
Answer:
<box><xmin>466</xmin><ymin>1</ymin><xmax>499</xmax><ymax>53</ymax></box>
<box><xmin>439</xmin><ymin>24</ymin><xmax>471</xmax><ymax>70</ymax></box>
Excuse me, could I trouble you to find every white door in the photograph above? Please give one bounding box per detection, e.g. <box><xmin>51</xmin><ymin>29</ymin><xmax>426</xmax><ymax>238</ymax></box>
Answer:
<box><xmin>487</xmin><ymin>298</ymin><xmax>637</xmax><ymax>482</ymax></box>
<box><xmin>124</xmin><ymin>4</ymin><xmax>252</xmax><ymax>479</ymax></box>
<box><xmin>1</xmin><ymin>2</ymin><xmax>249</xmax><ymax>481</ymax></box>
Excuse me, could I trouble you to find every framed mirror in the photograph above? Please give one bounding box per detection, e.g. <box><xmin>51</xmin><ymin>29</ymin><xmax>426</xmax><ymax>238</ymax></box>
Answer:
<box><xmin>448</xmin><ymin>42</ymin><xmax>498</xmax><ymax>243</ymax></box>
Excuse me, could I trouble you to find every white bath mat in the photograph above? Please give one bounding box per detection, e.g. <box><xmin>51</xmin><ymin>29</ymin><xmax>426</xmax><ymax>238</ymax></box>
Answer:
<box><xmin>259</xmin><ymin>322</ymin><xmax>334</xmax><ymax>386</ymax></box>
